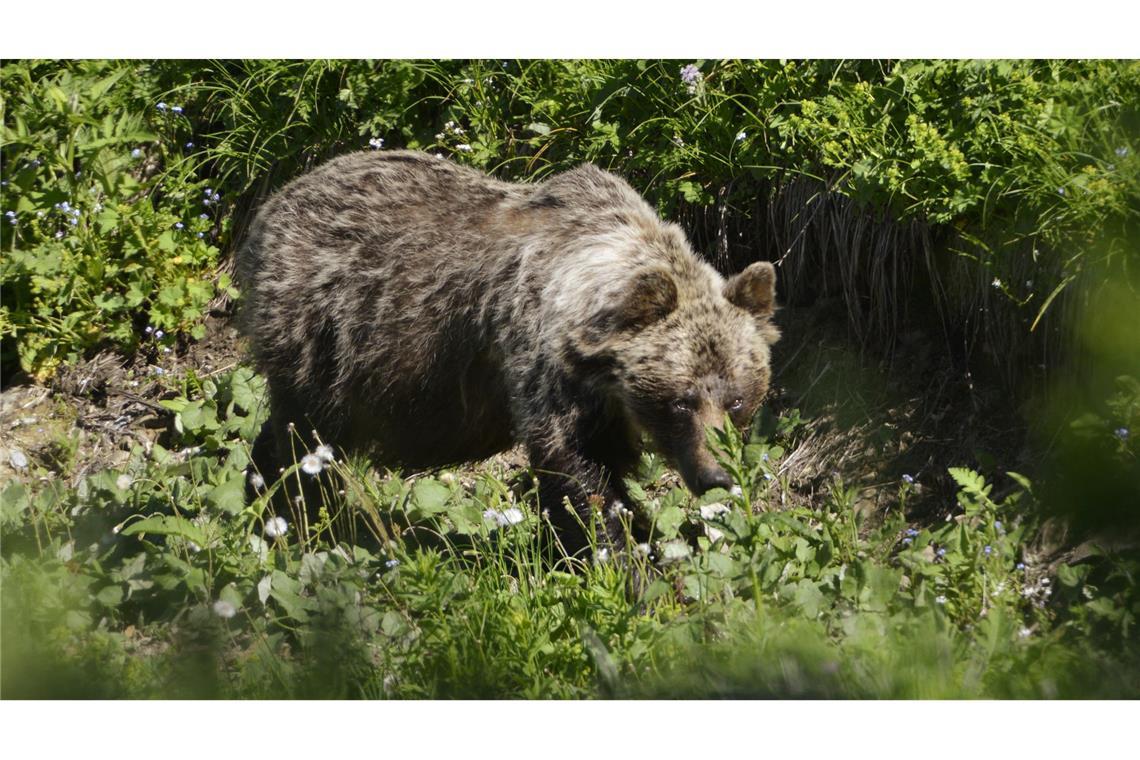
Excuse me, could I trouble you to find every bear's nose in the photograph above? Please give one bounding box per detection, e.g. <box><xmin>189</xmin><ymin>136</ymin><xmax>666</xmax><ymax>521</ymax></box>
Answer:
<box><xmin>695</xmin><ymin>468</ymin><xmax>734</xmax><ymax>494</ymax></box>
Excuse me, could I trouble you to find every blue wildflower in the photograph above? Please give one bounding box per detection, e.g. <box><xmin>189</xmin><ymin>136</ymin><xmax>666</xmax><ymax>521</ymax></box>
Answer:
<box><xmin>936</xmin><ymin>547</ymin><xmax>947</xmax><ymax>558</ymax></box>
<box><xmin>196</xmin><ymin>232</ymin><xmax>204</xmax><ymax>239</ymax></box>
<box><xmin>1058</xmin><ymin>187</ymin><xmax>1065</xmax><ymax>196</ymax></box>
<box><xmin>994</xmin><ymin>520</ymin><xmax>1003</xmax><ymax>533</ymax></box>
<box><xmin>902</xmin><ymin>537</ymin><xmax>912</xmax><ymax>546</ymax></box>
<box><xmin>905</xmin><ymin>528</ymin><xmax>919</xmax><ymax>537</ymax></box>
<box><xmin>902</xmin><ymin>473</ymin><xmax>915</xmax><ymax>484</ymax></box>
<box><xmin>199</xmin><ymin>213</ymin><xmax>209</xmax><ymax>219</ymax></box>
<box><xmin>984</xmin><ymin>545</ymin><xmax>992</xmax><ymax>556</ymax></box>
<box><xmin>185</xmin><ymin>141</ymin><xmax>195</xmax><ymax>149</ymax></box>
<box><xmin>680</xmin><ymin>64</ymin><xmax>701</xmax><ymax>85</ymax></box>
<box><xmin>1115</xmin><ymin>427</ymin><xmax>1130</xmax><ymax>441</ymax></box>
<box><xmin>385</xmin><ymin>559</ymin><xmax>400</xmax><ymax>569</ymax></box>
<box><xmin>171</xmin><ymin>105</ymin><xmax>183</xmax><ymax>114</ymax></box>
<box><xmin>154</xmin><ymin>330</ymin><xmax>165</xmax><ymax>340</ymax></box>
<box><xmin>174</xmin><ymin>222</ymin><xmax>184</xmax><ymax>230</ymax></box>
<box><xmin>1016</xmin><ymin>562</ymin><xmax>1026</xmax><ymax>571</ymax></box>
<box><xmin>156</xmin><ymin>102</ymin><xmax>167</xmax><ymax>111</ymax></box>
<box><xmin>131</xmin><ymin>148</ymin><xmax>142</xmax><ymax>158</ymax></box>
<box><xmin>4</xmin><ymin>211</ymin><xmax>15</xmax><ymax>221</ymax></box>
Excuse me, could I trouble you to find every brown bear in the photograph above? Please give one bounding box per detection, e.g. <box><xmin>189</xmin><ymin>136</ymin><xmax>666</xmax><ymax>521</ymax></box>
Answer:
<box><xmin>237</xmin><ymin>150</ymin><xmax>779</xmax><ymax>554</ymax></box>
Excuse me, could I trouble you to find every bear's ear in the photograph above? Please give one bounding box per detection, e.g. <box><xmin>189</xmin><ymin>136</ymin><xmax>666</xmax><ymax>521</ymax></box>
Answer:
<box><xmin>724</xmin><ymin>261</ymin><xmax>777</xmax><ymax>319</ymax></box>
<box><xmin>617</xmin><ymin>268</ymin><xmax>678</xmax><ymax>331</ymax></box>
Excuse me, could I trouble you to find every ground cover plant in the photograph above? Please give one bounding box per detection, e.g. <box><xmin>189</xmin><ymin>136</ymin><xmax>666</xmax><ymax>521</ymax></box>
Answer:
<box><xmin>1</xmin><ymin>59</ymin><xmax>1138</xmax><ymax>698</ymax></box>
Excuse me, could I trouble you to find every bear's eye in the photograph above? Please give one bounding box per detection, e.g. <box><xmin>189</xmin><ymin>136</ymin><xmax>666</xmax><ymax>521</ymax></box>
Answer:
<box><xmin>672</xmin><ymin>394</ymin><xmax>698</xmax><ymax>414</ymax></box>
<box><xmin>727</xmin><ymin>397</ymin><xmax>744</xmax><ymax>412</ymax></box>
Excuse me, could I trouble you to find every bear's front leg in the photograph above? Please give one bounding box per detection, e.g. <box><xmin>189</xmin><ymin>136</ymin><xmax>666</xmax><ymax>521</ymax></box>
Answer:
<box><xmin>526</xmin><ymin>440</ymin><xmax>634</xmax><ymax>559</ymax></box>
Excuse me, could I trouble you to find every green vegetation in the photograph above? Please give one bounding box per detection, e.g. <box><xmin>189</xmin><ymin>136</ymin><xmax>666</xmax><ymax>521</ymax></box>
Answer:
<box><xmin>2</xmin><ymin>60</ymin><xmax>1138</xmax><ymax>698</ymax></box>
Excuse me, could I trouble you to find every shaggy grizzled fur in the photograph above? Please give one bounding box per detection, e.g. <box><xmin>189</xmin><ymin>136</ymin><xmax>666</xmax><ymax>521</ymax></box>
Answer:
<box><xmin>238</xmin><ymin>150</ymin><xmax>779</xmax><ymax>553</ymax></box>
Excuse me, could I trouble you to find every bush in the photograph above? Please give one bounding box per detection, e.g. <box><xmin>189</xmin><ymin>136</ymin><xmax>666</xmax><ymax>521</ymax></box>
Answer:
<box><xmin>1</xmin><ymin>60</ymin><xmax>233</xmax><ymax>380</ymax></box>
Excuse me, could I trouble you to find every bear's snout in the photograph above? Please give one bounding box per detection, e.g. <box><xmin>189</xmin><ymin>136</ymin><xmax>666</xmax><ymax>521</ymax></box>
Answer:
<box><xmin>694</xmin><ymin>467</ymin><xmax>734</xmax><ymax>495</ymax></box>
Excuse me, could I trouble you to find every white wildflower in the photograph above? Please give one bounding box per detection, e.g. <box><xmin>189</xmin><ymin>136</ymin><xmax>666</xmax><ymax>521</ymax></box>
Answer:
<box><xmin>264</xmin><ymin>516</ymin><xmax>289</xmax><ymax>538</ymax></box>
<box><xmin>9</xmin><ymin>449</ymin><xmax>28</xmax><ymax>469</ymax></box>
<box><xmin>483</xmin><ymin>508</ymin><xmax>524</xmax><ymax>528</ymax></box>
<box><xmin>595</xmin><ymin>547</ymin><xmax>610</xmax><ymax>564</ymax></box>
<box><xmin>300</xmin><ymin>453</ymin><xmax>323</xmax><ymax>475</ymax></box>
<box><xmin>729</xmin><ymin>484</ymin><xmax>743</xmax><ymax>497</ymax></box>
<box><xmin>735</xmin><ymin>131</ymin><xmax>747</xmax><ymax>142</ymax></box>
<box><xmin>935</xmin><ymin>594</ymin><xmax>947</xmax><ymax>605</ymax></box>
<box><xmin>455</xmin><ymin>144</ymin><xmax>473</xmax><ymax>153</ymax></box>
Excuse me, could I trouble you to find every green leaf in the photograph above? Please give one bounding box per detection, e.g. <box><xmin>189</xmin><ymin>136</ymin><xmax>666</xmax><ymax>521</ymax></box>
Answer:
<box><xmin>121</xmin><ymin>515</ymin><xmax>206</xmax><ymax>546</ymax></box>
<box><xmin>411</xmin><ymin>479</ymin><xmax>451</xmax><ymax>514</ymax></box>
<box><xmin>206</xmin><ymin>475</ymin><xmax>246</xmax><ymax>516</ymax></box>
<box><xmin>654</xmin><ymin>505</ymin><xmax>686</xmax><ymax>539</ymax></box>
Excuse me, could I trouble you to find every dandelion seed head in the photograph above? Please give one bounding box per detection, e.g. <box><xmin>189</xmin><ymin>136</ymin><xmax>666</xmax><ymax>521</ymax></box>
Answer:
<box><xmin>115</xmin><ymin>474</ymin><xmax>133</xmax><ymax>491</ymax></box>
<box><xmin>247</xmin><ymin>470</ymin><xmax>266</xmax><ymax>491</ymax></box>
<box><xmin>212</xmin><ymin>599</ymin><xmax>236</xmax><ymax>618</ymax></box>
<box><xmin>264</xmin><ymin>516</ymin><xmax>289</xmax><ymax>538</ymax></box>
<box><xmin>300</xmin><ymin>453</ymin><xmax>323</xmax><ymax>475</ymax></box>
<box><xmin>315</xmin><ymin>444</ymin><xmax>335</xmax><ymax>463</ymax></box>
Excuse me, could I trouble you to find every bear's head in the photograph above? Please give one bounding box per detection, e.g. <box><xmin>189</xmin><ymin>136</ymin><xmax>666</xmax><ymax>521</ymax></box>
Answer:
<box><xmin>604</xmin><ymin>260</ymin><xmax>780</xmax><ymax>496</ymax></box>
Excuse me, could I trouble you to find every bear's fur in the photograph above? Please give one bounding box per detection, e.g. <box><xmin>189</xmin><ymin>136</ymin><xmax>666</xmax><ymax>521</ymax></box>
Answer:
<box><xmin>237</xmin><ymin>150</ymin><xmax>779</xmax><ymax>553</ymax></box>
